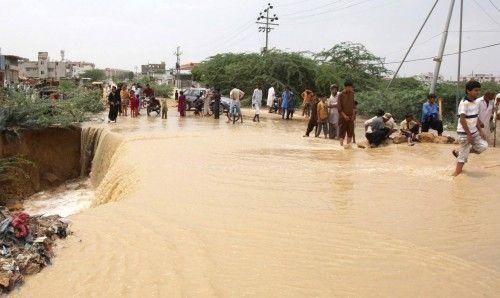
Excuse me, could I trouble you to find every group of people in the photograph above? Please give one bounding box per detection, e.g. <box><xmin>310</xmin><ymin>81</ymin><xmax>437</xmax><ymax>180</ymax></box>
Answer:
<box><xmin>107</xmin><ymin>83</ymin><xmax>155</xmax><ymax>122</ymax></box>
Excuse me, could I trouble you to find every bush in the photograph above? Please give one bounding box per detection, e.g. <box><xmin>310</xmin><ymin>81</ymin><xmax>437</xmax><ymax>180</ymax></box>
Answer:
<box><xmin>0</xmin><ymin>88</ymin><xmax>105</xmax><ymax>131</ymax></box>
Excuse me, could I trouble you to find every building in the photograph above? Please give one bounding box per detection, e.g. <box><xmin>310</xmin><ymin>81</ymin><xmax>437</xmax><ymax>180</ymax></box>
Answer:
<box><xmin>105</xmin><ymin>68</ymin><xmax>131</xmax><ymax>80</ymax></box>
<box><xmin>19</xmin><ymin>52</ymin><xmax>67</xmax><ymax>80</ymax></box>
<box><xmin>0</xmin><ymin>54</ymin><xmax>26</xmax><ymax>86</ymax></box>
<box><xmin>67</xmin><ymin>61</ymin><xmax>95</xmax><ymax>78</ymax></box>
<box><xmin>141</xmin><ymin>62</ymin><xmax>166</xmax><ymax>75</ymax></box>
<box><xmin>414</xmin><ymin>72</ymin><xmax>444</xmax><ymax>85</ymax></box>
<box><xmin>168</xmin><ymin>62</ymin><xmax>199</xmax><ymax>88</ymax></box>
<box><xmin>461</xmin><ymin>73</ymin><xmax>500</xmax><ymax>84</ymax></box>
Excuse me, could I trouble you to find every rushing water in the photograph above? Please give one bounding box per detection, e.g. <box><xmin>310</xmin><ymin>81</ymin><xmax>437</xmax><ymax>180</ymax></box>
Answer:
<box><xmin>23</xmin><ymin>179</ymin><xmax>93</xmax><ymax>217</ymax></box>
<box><xmin>13</xmin><ymin>110</ymin><xmax>500</xmax><ymax>297</ymax></box>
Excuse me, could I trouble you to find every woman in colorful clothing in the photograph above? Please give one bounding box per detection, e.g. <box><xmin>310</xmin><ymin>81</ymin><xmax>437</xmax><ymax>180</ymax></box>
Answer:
<box><xmin>129</xmin><ymin>91</ymin><xmax>139</xmax><ymax>118</ymax></box>
<box><xmin>120</xmin><ymin>85</ymin><xmax>129</xmax><ymax>116</ymax></box>
<box><xmin>178</xmin><ymin>91</ymin><xmax>186</xmax><ymax>117</ymax></box>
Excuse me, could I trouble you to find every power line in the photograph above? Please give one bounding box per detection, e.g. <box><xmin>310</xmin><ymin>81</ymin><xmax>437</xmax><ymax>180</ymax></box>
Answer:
<box><xmin>472</xmin><ymin>0</ymin><xmax>500</xmax><ymax>27</ymax></box>
<box><xmin>280</xmin><ymin>0</ymin><xmax>343</xmax><ymax>17</ymax></box>
<box><xmin>487</xmin><ymin>0</ymin><xmax>500</xmax><ymax>12</ymax></box>
<box><xmin>384</xmin><ymin>42</ymin><xmax>500</xmax><ymax>65</ymax></box>
<box><xmin>279</xmin><ymin>0</ymin><xmax>381</xmax><ymax>24</ymax></box>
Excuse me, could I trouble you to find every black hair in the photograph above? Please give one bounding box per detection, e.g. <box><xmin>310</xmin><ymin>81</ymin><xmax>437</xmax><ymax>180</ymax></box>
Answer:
<box><xmin>180</xmin><ymin>91</ymin><xmax>184</xmax><ymax>95</ymax></box>
<box><xmin>376</xmin><ymin>109</ymin><xmax>385</xmax><ymax>117</ymax></box>
<box><xmin>465</xmin><ymin>80</ymin><xmax>481</xmax><ymax>92</ymax></box>
<box><xmin>427</xmin><ymin>93</ymin><xmax>436</xmax><ymax>99</ymax></box>
<box><xmin>405</xmin><ymin>113</ymin><xmax>413</xmax><ymax>118</ymax></box>
<box><xmin>344</xmin><ymin>80</ymin><xmax>353</xmax><ymax>87</ymax></box>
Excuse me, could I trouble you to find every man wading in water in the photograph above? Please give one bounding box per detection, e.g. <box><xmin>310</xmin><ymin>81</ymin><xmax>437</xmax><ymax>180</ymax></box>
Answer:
<box><xmin>338</xmin><ymin>80</ymin><xmax>356</xmax><ymax>148</ymax></box>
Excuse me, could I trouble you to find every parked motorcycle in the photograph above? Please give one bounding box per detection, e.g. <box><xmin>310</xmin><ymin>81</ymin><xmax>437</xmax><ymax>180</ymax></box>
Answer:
<box><xmin>146</xmin><ymin>96</ymin><xmax>161</xmax><ymax>116</ymax></box>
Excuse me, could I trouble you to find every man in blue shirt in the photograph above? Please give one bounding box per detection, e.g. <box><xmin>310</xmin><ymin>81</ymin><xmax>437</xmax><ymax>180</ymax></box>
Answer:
<box><xmin>421</xmin><ymin>93</ymin><xmax>443</xmax><ymax>135</ymax></box>
<box><xmin>281</xmin><ymin>86</ymin><xmax>294</xmax><ymax>120</ymax></box>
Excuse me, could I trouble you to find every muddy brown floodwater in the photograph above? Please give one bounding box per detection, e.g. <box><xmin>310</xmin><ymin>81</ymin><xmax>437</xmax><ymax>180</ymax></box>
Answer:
<box><xmin>13</xmin><ymin>110</ymin><xmax>500</xmax><ymax>297</ymax></box>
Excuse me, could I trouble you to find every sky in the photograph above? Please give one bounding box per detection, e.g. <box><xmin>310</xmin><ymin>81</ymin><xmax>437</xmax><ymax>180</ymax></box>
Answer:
<box><xmin>1</xmin><ymin>0</ymin><xmax>499</xmax><ymax>78</ymax></box>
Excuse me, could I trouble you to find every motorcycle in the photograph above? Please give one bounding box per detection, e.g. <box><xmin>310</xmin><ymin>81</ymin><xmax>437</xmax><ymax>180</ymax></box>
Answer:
<box><xmin>269</xmin><ymin>98</ymin><xmax>279</xmax><ymax>113</ymax></box>
<box><xmin>146</xmin><ymin>96</ymin><xmax>161</xmax><ymax>116</ymax></box>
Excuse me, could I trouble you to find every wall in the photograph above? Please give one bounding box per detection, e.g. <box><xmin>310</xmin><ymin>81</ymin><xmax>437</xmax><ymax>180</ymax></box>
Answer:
<box><xmin>0</xmin><ymin>127</ymin><xmax>82</xmax><ymax>202</ymax></box>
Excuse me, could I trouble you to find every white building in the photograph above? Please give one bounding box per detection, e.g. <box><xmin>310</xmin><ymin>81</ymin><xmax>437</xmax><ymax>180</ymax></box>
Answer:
<box><xmin>67</xmin><ymin>61</ymin><xmax>95</xmax><ymax>78</ymax></box>
<box><xmin>461</xmin><ymin>73</ymin><xmax>500</xmax><ymax>84</ymax></box>
<box><xmin>414</xmin><ymin>72</ymin><xmax>444</xmax><ymax>84</ymax></box>
<box><xmin>19</xmin><ymin>52</ymin><xmax>67</xmax><ymax>80</ymax></box>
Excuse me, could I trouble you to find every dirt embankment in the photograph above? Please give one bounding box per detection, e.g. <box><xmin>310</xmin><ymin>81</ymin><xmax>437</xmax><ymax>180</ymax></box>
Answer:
<box><xmin>0</xmin><ymin>127</ymin><xmax>82</xmax><ymax>203</ymax></box>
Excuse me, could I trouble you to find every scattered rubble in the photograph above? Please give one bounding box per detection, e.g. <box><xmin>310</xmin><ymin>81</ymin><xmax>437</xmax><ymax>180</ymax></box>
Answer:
<box><xmin>0</xmin><ymin>207</ymin><xmax>69</xmax><ymax>293</ymax></box>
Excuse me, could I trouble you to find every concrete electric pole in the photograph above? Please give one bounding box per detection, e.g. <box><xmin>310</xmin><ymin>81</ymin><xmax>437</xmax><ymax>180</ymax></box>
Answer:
<box><xmin>257</xmin><ymin>3</ymin><xmax>279</xmax><ymax>54</ymax></box>
<box><xmin>430</xmin><ymin>0</ymin><xmax>456</xmax><ymax>94</ymax></box>
<box><xmin>174</xmin><ymin>46</ymin><xmax>182</xmax><ymax>89</ymax></box>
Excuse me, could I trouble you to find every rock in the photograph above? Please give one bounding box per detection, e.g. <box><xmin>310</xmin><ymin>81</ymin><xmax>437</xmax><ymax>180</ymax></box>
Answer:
<box><xmin>0</xmin><ymin>272</ymin><xmax>12</xmax><ymax>288</ymax></box>
<box><xmin>6</xmin><ymin>203</ymin><xmax>23</xmax><ymax>212</ymax></box>
<box><xmin>24</xmin><ymin>262</ymin><xmax>41</xmax><ymax>275</ymax></box>
<box><xmin>434</xmin><ymin>136</ymin><xmax>449</xmax><ymax>144</ymax></box>
<box><xmin>418</xmin><ymin>132</ymin><xmax>436</xmax><ymax>143</ymax></box>
<box><xmin>392</xmin><ymin>135</ymin><xmax>407</xmax><ymax>144</ymax></box>
<box><xmin>43</xmin><ymin>173</ymin><xmax>60</xmax><ymax>184</ymax></box>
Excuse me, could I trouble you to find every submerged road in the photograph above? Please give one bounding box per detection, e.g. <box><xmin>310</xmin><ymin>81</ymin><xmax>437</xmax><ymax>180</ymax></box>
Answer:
<box><xmin>14</xmin><ymin>110</ymin><xmax>500</xmax><ymax>297</ymax></box>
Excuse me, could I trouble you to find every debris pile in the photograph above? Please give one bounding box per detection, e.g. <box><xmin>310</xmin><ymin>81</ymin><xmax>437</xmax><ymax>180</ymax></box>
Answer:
<box><xmin>0</xmin><ymin>207</ymin><xmax>69</xmax><ymax>293</ymax></box>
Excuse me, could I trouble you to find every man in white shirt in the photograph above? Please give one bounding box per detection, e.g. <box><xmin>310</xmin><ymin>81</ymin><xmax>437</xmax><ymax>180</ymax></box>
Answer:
<box><xmin>476</xmin><ymin>91</ymin><xmax>496</xmax><ymax>145</ymax></box>
<box><xmin>252</xmin><ymin>85</ymin><xmax>263</xmax><ymax>122</ymax></box>
<box><xmin>327</xmin><ymin>85</ymin><xmax>339</xmax><ymax>139</ymax></box>
<box><xmin>267</xmin><ymin>86</ymin><xmax>275</xmax><ymax>109</ymax></box>
<box><xmin>228</xmin><ymin>85</ymin><xmax>245</xmax><ymax>123</ymax></box>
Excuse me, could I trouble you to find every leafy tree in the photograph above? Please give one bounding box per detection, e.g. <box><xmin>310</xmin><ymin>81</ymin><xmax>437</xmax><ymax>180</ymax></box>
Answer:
<box><xmin>81</xmin><ymin>69</ymin><xmax>106</xmax><ymax>82</ymax></box>
<box><xmin>314</xmin><ymin>42</ymin><xmax>388</xmax><ymax>91</ymax></box>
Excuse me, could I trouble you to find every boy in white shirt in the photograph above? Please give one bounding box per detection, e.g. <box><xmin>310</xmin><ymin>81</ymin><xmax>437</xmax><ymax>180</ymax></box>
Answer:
<box><xmin>452</xmin><ymin>81</ymin><xmax>488</xmax><ymax>176</ymax></box>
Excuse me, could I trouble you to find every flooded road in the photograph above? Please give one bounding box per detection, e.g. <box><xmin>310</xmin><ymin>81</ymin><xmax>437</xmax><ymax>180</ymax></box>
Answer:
<box><xmin>14</xmin><ymin>110</ymin><xmax>500</xmax><ymax>297</ymax></box>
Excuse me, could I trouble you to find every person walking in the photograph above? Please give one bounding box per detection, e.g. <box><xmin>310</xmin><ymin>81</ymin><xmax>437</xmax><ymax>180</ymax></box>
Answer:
<box><xmin>174</xmin><ymin>90</ymin><xmax>179</xmax><ymax>102</ymax></box>
<box><xmin>107</xmin><ymin>86</ymin><xmax>120</xmax><ymax>123</ymax></box>
<box><xmin>227</xmin><ymin>85</ymin><xmax>245</xmax><ymax>123</ymax></box>
<box><xmin>316</xmin><ymin>96</ymin><xmax>329</xmax><ymax>138</ymax></box>
<box><xmin>252</xmin><ymin>84</ymin><xmax>263</xmax><ymax>122</ymax></box>
<box><xmin>476</xmin><ymin>90</ymin><xmax>496</xmax><ymax>145</ymax></box>
<box><xmin>267</xmin><ymin>85</ymin><xmax>275</xmax><ymax>110</ymax></box>
<box><xmin>452</xmin><ymin>81</ymin><xmax>488</xmax><ymax>176</ymax></box>
<box><xmin>338</xmin><ymin>80</ymin><xmax>356</xmax><ymax>148</ymax></box>
<box><xmin>178</xmin><ymin>91</ymin><xmax>186</xmax><ymax>117</ymax></box>
<box><xmin>301</xmin><ymin>89</ymin><xmax>313</xmax><ymax>117</ymax></box>
<box><xmin>135</xmin><ymin>84</ymin><xmax>142</xmax><ymax>115</ymax></box>
<box><xmin>303</xmin><ymin>93</ymin><xmax>319</xmax><ymax>137</ymax></box>
<box><xmin>120</xmin><ymin>85</ymin><xmax>129</xmax><ymax>117</ymax></box>
<box><xmin>281</xmin><ymin>86</ymin><xmax>294</xmax><ymax>120</ymax></box>
<box><xmin>327</xmin><ymin>84</ymin><xmax>339</xmax><ymax>139</ymax></box>
<box><xmin>213</xmin><ymin>88</ymin><xmax>221</xmax><ymax>119</ymax></box>
<box><xmin>203</xmin><ymin>85</ymin><xmax>212</xmax><ymax>116</ymax></box>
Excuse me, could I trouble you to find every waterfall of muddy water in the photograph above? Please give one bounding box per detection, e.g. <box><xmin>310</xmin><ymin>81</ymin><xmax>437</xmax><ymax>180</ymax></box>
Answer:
<box><xmin>12</xmin><ymin>114</ymin><xmax>500</xmax><ymax>297</ymax></box>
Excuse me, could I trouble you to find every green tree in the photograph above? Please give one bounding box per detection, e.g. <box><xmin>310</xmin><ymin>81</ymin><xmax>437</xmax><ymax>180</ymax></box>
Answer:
<box><xmin>314</xmin><ymin>42</ymin><xmax>388</xmax><ymax>91</ymax></box>
<box><xmin>82</xmin><ymin>69</ymin><xmax>106</xmax><ymax>81</ymax></box>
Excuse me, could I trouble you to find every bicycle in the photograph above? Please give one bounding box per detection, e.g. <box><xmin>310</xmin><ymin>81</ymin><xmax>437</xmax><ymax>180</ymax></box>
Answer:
<box><xmin>229</xmin><ymin>103</ymin><xmax>241</xmax><ymax>124</ymax></box>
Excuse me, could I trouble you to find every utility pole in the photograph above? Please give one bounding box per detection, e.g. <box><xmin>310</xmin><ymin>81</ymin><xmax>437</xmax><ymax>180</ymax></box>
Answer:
<box><xmin>455</xmin><ymin>0</ymin><xmax>464</xmax><ymax>124</ymax></box>
<box><xmin>174</xmin><ymin>46</ymin><xmax>182</xmax><ymax>89</ymax></box>
<box><xmin>257</xmin><ymin>3</ymin><xmax>279</xmax><ymax>54</ymax></box>
<box><xmin>430</xmin><ymin>0</ymin><xmax>456</xmax><ymax>94</ymax></box>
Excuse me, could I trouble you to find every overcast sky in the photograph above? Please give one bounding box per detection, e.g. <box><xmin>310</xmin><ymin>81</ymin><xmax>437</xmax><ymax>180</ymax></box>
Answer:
<box><xmin>1</xmin><ymin>0</ymin><xmax>499</xmax><ymax>78</ymax></box>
